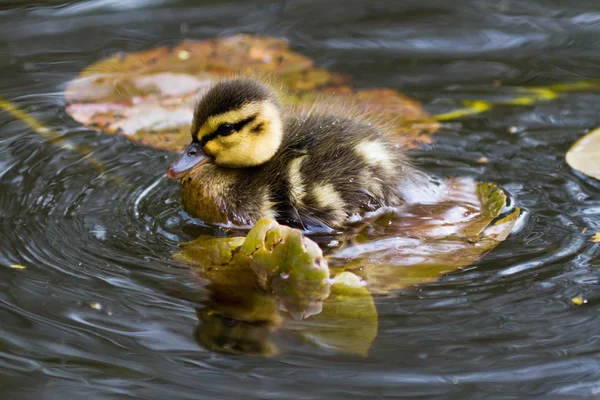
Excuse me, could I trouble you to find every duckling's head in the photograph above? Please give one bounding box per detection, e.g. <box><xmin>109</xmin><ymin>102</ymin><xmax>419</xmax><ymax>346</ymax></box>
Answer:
<box><xmin>167</xmin><ymin>78</ymin><xmax>283</xmax><ymax>179</ymax></box>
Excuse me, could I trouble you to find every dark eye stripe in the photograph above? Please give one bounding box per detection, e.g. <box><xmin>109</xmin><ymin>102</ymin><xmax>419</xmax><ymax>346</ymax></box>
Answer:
<box><xmin>251</xmin><ymin>122</ymin><xmax>264</xmax><ymax>134</ymax></box>
<box><xmin>198</xmin><ymin>114</ymin><xmax>258</xmax><ymax>145</ymax></box>
<box><xmin>231</xmin><ymin>114</ymin><xmax>257</xmax><ymax>131</ymax></box>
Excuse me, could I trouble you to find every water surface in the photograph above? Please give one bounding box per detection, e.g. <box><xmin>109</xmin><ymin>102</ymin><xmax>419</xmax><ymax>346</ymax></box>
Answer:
<box><xmin>1</xmin><ymin>0</ymin><xmax>600</xmax><ymax>398</ymax></box>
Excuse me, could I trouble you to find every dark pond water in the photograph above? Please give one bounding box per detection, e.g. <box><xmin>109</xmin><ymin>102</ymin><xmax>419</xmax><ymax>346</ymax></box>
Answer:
<box><xmin>2</xmin><ymin>0</ymin><xmax>600</xmax><ymax>398</ymax></box>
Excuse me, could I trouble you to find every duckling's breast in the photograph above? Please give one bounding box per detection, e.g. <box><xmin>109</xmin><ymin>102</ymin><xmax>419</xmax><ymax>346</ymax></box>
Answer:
<box><xmin>180</xmin><ymin>164</ymin><xmax>276</xmax><ymax>226</ymax></box>
<box><xmin>180</xmin><ymin>165</ymin><xmax>232</xmax><ymax>224</ymax></box>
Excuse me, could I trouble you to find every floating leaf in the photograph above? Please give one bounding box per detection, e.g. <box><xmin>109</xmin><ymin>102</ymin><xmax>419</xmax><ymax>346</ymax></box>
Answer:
<box><xmin>178</xmin><ymin>219</ymin><xmax>331</xmax><ymax>323</ymax></box>
<box><xmin>64</xmin><ymin>34</ymin><xmax>438</xmax><ymax>152</ymax></box>
<box><xmin>566</xmin><ymin>127</ymin><xmax>600</xmax><ymax>181</ymax></box>
<box><xmin>331</xmin><ymin>178</ymin><xmax>520</xmax><ymax>293</ymax></box>
<box><xmin>176</xmin><ymin>235</ymin><xmax>280</xmax><ymax>325</ymax></box>
<box><xmin>592</xmin><ymin>233</ymin><xmax>600</xmax><ymax>243</ymax></box>
<box><xmin>233</xmin><ymin>219</ymin><xmax>331</xmax><ymax>319</ymax></box>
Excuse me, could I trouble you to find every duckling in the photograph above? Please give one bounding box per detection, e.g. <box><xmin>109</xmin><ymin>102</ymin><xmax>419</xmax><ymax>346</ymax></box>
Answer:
<box><xmin>167</xmin><ymin>78</ymin><xmax>412</xmax><ymax>230</ymax></box>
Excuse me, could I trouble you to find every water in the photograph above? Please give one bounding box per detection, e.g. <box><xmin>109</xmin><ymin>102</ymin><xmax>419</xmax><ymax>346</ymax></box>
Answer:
<box><xmin>1</xmin><ymin>0</ymin><xmax>600</xmax><ymax>398</ymax></box>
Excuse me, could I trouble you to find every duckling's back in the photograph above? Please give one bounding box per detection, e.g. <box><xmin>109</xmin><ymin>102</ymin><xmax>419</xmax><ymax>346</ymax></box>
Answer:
<box><xmin>259</xmin><ymin>113</ymin><xmax>411</xmax><ymax>229</ymax></box>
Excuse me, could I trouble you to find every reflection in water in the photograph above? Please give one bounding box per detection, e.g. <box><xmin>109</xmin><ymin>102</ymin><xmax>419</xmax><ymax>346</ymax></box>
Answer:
<box><xmin>195</xmin><ymin>309</ymin><xmax>278</xmax><ymax>356</ymax></box>
<box><xmin>1</xmin><ymin>0</ymin><xmax>600</xmax><ymax>399</ymax></box>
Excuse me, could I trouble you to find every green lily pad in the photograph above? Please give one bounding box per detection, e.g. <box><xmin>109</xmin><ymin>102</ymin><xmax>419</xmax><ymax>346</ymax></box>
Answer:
<box><xmin>234</xmin><ymin>219</ymin><xmax>331</xmax><ymax>319</ymax></box>
<box><xmin>64</xmin><ymin>34</ymin><xmax>439</xmax><ymax>152</ymax></box>
<box><xmin>175</xmin><ymin>235</ymin><xmax>280</xmax><ymax>325</ymax></box>
<box><xmin>566</xmin><ymin>127</ymin><xmax>600</xmax><ymax>181</ymax></box>
<box><xmin>178</xmin><ymin>219</ymin><xmax>332</xmax><ymax>323</ymax></box>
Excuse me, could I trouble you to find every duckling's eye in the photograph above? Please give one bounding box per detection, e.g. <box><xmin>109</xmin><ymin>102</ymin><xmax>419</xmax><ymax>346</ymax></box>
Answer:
<box><xmin>216</xmin><ymin>123</ymin><xmax>235</xmax><ymax>136</ymax></box>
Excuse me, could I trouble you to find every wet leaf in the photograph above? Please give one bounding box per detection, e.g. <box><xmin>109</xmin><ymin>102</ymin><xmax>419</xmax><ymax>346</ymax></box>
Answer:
<box><xmin>331</xmin><ymin>178</ymin><xmax>520</xmax><ymax>293</ymax></box>
<box><xmin>566</xmin><ymin>127</ymin><xmax>600</xmax><ymax>181</ymax></box>
<box><xmin>177</xmin><ymin>219</ymin><xmax>331</xmax><ymax>322</ymax></box>
<box><xmin>233</xmin><ymin>219</ymin><xmax>331</xmax><ymax>319</ymax></box>
<box><xmin>65</xmin><ymin>34</ymin><xmax>438</xmax><ymax>152</ymax></box>
<box><xmin>176</xmin><ymin>235</ymin><xmax>280</xmax><ymax>325</ymax></box>
<box><xmin>592</xmin><ymin>233</ymin><xmax>600</xmax><ymax>243</ymax></box>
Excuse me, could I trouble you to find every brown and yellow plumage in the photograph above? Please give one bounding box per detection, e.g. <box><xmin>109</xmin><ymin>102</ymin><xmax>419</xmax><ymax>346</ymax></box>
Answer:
<box><xmin>168</xmin><ymin>78</ymin><xmax>412</xmax><ymax>230</ymax></box>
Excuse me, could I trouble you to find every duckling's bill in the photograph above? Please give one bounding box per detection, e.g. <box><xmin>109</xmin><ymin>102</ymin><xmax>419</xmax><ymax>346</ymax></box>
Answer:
<box><xmin>167</xmin><ymin>142</ymin><xmax>212</xmax><ymax>179</ymax></box>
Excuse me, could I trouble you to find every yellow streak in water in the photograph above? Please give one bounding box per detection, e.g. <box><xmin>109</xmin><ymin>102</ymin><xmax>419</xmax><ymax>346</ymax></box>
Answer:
<box><xmin>0</xmin><ymin>97</ymin><xmax>123</xmax><ymax>184</ymax></box>
<box><xmin>433</xmin><ymin>80</ymin><xmax>600</xmax><ymax>121</ymax></box>
<box><xmin>434</xmin><ymin>100</ymin><xmax>492</xmax><ymax>121</ymax></box>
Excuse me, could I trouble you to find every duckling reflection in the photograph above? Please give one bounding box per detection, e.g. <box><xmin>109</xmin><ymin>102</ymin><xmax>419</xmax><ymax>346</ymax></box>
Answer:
<box><xmin>167</xmin><ymin>78</ymin><xmax>413</xmax><ymax>229</ymax></box>
<box><xmin>194</xmin><ymin>309</ymin><xmax>278</xmax><ymax>356</ymax></box>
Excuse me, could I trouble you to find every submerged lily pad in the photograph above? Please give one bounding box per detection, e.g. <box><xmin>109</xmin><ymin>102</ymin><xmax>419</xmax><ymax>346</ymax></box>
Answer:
<box><xmin>333</xmin><ymin>178</ymin><xmax>520</xmax><ymax>293</ymax></box>
<box><xmin>64</xmin><ymin>34</ymin><xmax>439</xmax><ymax>152</ymax></box>
<box><xmin>234</xmin><ymin>219</ymin><xmax>331</xmax><ymax>319</ymax></box>
<box><xmin>566</xmin><ymin>127</ymin><xmax>600</xmax><ymax>181</ymax></box>
<box><xmin>177</xmin><ymin>219</ymin><xmax>332</xmax><ymax>323</ymax></box>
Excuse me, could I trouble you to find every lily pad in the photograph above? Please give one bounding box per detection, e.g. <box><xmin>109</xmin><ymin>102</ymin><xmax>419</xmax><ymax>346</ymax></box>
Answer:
<box><xmin>64</xmin><ymin>34</ymin><xmax>439</xmax><ymax>152</ymax></box>
<box><xmin>332</xmin><ymin>178</ymin><xmax>520</xmax><ymax>293</ymax></box>
<box><xmin>234</xmin><ymin>219</ymin><xmax>331</xmax><ymax>319</ymax></box>
<box><xmin>192</xmin><ymin>272</ymin><xmax>377</xmax><ymax>357</ymax></box>
<box><xmin>177</xmin><ymin>219</ymin><xmax>332</xmax><ymax>323</ymax></box>
<box><xmin>566</xmin><ymin>127</ymin><xmax>600</xmax><ymax>181</ymax></box>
